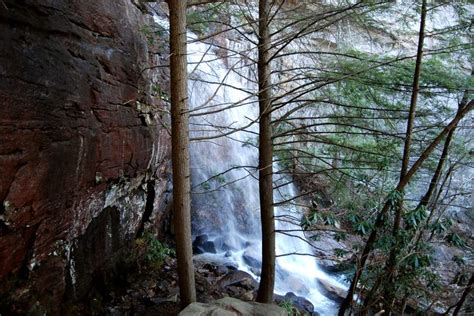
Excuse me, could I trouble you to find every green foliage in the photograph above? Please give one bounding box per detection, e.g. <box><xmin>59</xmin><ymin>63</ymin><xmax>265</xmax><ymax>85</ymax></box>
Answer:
<box><xmin>140</xmin><ymin>24</ymin><xmax>167</xmax><ymax>47</ymax></box>
<box><xmin>406</xmin><ymin>253</ymin><xmax>431</xmax><ymax>270</ymax></box>
<box><xmin>187</xmin><ymin>3</ymin><xmax>225</xmax><ymax>35</ymax></box>
<box><xmin>403</xmin><ymin>206</ymin><xmax>427</xmax><ymax>229</ymax></box>
<box><xmin>452</xmin><ymin>255</ymin><xmax>466</xmax><ymax>266</ymax></box>
<box><xmin>300</xmin><ymin>210</ymin><xmax>338</xmax><ymax>230</ymax></box>
<box><xmin>278</xmin><ymin>300</ymin><xmax>304</xmax><ymax>316</ymax></box>
<box><xmin>430</xmin><ymin>218</ymin><xmax>452</xmax><ymax>235</ymax></box>
<box><xmin>133</xmin><ymin>232</ymin><xmax>175</xmax><ymax>269</ymax></box>
<box><xmin>201</xmin><ymin>182</ymin><xmax>211</xmax><ymax>190</ymax></box>
<box><xmin>152</xmin><ymin>85</ymin><xmax>169</xmax><ymax>102</ymax></box>
<box><xmin>386</xmin><ymin>190</ymin><xmax>403</xmax><ymax>209</ymax></box>
<box><xmin>445</xmin><ymin>232</ymin><xmax>466</xmax><ymax>248</ymax></box>
<box><xmin>353</xmin><ymin>220</ymin><xmax>372</xmax><ymax>236</ymax></box>
<box><xmin>335</xmin><ymin>248</ymin><xmax>349</xmax><ymax>258</ymax></box>
<box><xmin>199</xmin><ymin>172</ymin><xmax>227</xmax><ymax>191</ymax></box>
<box><xmin>334</xmin><ymin>232</ymin><xmax>347</xmax><ymax>242</ymax></box>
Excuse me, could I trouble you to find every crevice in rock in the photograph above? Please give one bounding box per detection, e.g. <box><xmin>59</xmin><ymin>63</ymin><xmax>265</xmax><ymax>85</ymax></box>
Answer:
<box><xmin>0</xmin><ymin>16</ymin><xmax>82</xmax><ymax>41</ymax></box>
<box><xmin>18</xmin><ymin>224</ymin><xmax>40</xmax><ymax>279</ymax></box>
<box><xmin>67</xmin><ymin>48</ymin><xmax>87</xmax><ymax>61</ymax></box>
<box><xmin>136</xmin><ymin>179</ymin><xmax>155</xmax><ymax>238</ymax></box>
<box><xmin>0</xmin><ymin>221</ymin><xmax>9</xmax><ymax>236</ymax></box>
<box><xmin>66</xmin><ymin>206</ymin><xmax>122</xmax><ymax>302</ymax></box>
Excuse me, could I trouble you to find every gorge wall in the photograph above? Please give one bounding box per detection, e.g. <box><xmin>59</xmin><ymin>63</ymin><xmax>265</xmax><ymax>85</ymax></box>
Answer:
<box><xmin>0</xmin><ymin>0</ymin><xmax>170</xmax><ymax>313</ymax></box>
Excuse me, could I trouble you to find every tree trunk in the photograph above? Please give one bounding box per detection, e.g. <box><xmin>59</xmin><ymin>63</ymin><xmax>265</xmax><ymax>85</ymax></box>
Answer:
<box><xmin>256</xmin><ymin>0</ymin><xmax>276</xmax><ymax>304</ymax></box>
<box><xmin>452</xmin><ymin>274</ymin><xmax>473</xmax><ymax>316</ymax></box>
<box><xmin>169</xmin><ymin>0</ymin><xmax>197</xmax><ymax>309</ymax></box>
<box><xmin>383</xmin><ymin>0</ymin><xmax>427</xmax><ymax>310</ymax></box>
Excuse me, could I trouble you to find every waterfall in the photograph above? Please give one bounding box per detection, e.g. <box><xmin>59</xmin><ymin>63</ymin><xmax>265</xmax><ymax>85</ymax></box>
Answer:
<box><xmin>185</xmin><ymin>33</ymin><xmax>347</xmax><ymax>315</ymax></box>
<box><xmin>152</xmin><ymin>12</ymin><xmax>347</xmax><ymax>315</ymax></box>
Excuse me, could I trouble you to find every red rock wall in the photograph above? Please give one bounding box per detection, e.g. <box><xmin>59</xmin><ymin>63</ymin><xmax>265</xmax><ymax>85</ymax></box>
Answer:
<box><xmin>0</xmin><ymin>0</ymin><xmax>170</xmax><ymax>312</ymax></box>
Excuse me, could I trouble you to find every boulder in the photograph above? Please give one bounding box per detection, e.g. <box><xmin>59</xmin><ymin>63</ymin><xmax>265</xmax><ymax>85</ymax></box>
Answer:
<box><xmin>193</xmin><ymin>235</ymin><xmax>217</xmax><ymax>254</ymax></box>
<box><xmin>318</xmin><ymin>259</ymin><xmax>353</xmax><ymax>274</ymax></box>
<box><xmin>179</xmin><ymin>297</ymin><xmax>286</xmax><ymax>316</ymax></box>
<box><xmin>316</xmin><ymin>278</ymin><xmax>347</xmax><ymax>303</ymax></box>
<box><xmin>274</xmin><ymin>292</ymin><xmax>314</xmax><ymax>314</ymax></box>
<box><xmin>242</xmin><ymin>247</ymin><xmax>262</xmax><ymax>269</ymax></box>
<box><xmin>217</xmin><ymin>270</ymin><xmax>258</xmax><ymax>290</ymax></box>
<box><xmin>202</xmin><ymin>241</ymin><xmax>217</xmax><ymax>254</ymax></box>
<box><xmin>194</xmin><ymin>234</ymin><xmax>209</xmax><ymax>246</ymax></box>
<box><xmin>242</xmin><ymin>254</ymin><xmax>261</xmax><ymax>269</ymax></box>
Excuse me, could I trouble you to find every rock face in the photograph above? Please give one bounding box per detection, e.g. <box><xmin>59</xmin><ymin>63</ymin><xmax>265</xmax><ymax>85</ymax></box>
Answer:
<box><xmin>179</xmin><ymin>297</ymin><xmax>287</xmax><ymax>316</ymax></box>
<box><xmin>0</xmin><ymin>0</ymin><xmax>170</xmax><ymax>313</ymax></box>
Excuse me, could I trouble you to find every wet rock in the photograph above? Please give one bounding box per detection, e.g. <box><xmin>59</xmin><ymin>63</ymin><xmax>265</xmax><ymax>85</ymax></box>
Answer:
<box><xmin>243</xmin><ymin>255</ymin><xmax>261</xmax><ymax>268</ymax></box>
<box><xmin>213</xmin><ymin>235</ymin><xmax>244</xmax><ymax>251</ymax></box>
<box><xmin>193</xmin><ymin>235</ymin><xmax>217</xmax><ymax>254</ymax></box>
<box><xmin>217</xmin><ymin>270</ymin><xmax>258</xmax><ymax>290</ymax></box>
<box><xmin>194</xmin><ymin>234</ymin><xmax>209</xmax><ymax>246</ymax></box>
<box><xmin>225</xmin><ymin>262</ymin><xmax>238</xmax><ymax>271</ymax></box>
<box><xmin>202</xmin><ymin>241</ymin><xmax>217</xmax><ymax>253</ymax></box>
<box><xmin>316</xmin><ymin>279</ymin><xmax>347</xmax><ymax>303</ymax></box>
<box><xmin>318</xmin><ymin>259</ymin><xmax>353</xmax><ymax>274</ymax></box>
<box><xmin>286</xmin><ymin>275</ymin><xmax>310</xmax><ymax>295</ymax></box>
<box><xmin>242</xmin><ymin>247</ymin><xmax>262</xmax><ymax>269</ymax></box>
<box><xmin>192</xmin><ymin>237</ymin><xmax>207</xmax><ymax>254</ymax></box>
<box><xmin>179</xmin><ymin>297</ymin><xmax>287</xmax><ymax>316</ymax></box>
<box><xmin>274</xmin><ymin>292</ymin><xmax>314</xmax><ymax>314</ymax></box>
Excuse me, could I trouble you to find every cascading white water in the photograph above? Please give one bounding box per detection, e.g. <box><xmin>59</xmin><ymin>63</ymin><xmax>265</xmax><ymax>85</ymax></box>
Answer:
<box><xmin>151</xmin><ymin>11</ymin><xmax>346</xmax><ymax>315</ymax></box>
<box><xmin>185</xmin><ymin>32</ymin><xmax>347</xmax><ymax>315</ymax></box>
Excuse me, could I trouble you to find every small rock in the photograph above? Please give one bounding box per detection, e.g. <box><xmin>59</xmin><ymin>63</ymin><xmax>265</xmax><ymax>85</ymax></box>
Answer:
<box><xmin>241</xmin><ymin>291</ymin><xmax>254</xmax><ymax>301</ymax></box>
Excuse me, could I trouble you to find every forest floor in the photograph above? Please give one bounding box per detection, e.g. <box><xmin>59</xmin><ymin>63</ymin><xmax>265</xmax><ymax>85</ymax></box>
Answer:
<box><xmin>73</xmin><ymin>257</ymin><xmax>294</xmax><ymax>316</ymax></box>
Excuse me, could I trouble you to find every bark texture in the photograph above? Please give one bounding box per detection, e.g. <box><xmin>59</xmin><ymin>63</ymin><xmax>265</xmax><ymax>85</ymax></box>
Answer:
<box><xmin>256</xmin><ymin>0</ymin><xmax>276</xmax><ymax>304</ymax></box>
<box><xmin>169</xmin><ymin>0</ymin><xmax>197</xmax><ymax>308</ymax></box>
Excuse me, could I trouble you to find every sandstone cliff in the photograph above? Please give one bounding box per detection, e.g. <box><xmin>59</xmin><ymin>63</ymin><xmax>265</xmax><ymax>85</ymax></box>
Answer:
<box><xmin>0</xmin><ymin>0</ymin><xmax>170</xmax><ymax>312</ymax></box>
